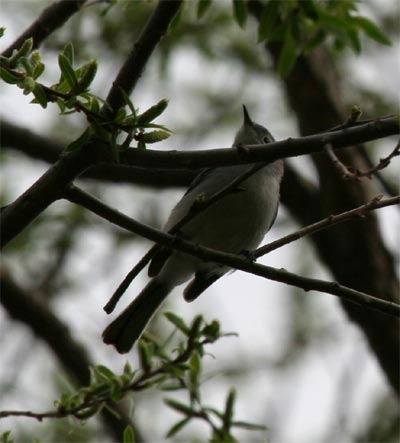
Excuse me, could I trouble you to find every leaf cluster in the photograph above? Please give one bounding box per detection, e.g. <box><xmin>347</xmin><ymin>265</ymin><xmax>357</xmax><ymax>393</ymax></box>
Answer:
<box><xmin>256</xmin><ymin>0</ymin><xmax>391</xmax><ymax>76</ymax></box>
<box><xmin>0</xmin><ymin>38</ymin><xmax>172</xmax><ymax>157</ymax></box>
<box><xmin>179</xmin><ymin>0</ymin><xmax>391</xmax><ymax>78</ymax></box>
<box><xmin>1</xmin><ymin>314</ymin><xmax>265</xmax><ymax>441</ymax></box>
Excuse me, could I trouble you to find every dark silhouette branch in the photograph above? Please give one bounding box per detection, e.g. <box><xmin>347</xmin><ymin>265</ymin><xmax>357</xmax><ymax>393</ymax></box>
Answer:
<box><xmin>103</xmin><ymin>0</ymin><xmax>183</xmax><ymax>114</ymax></box>
<box><xmin>117</xmin><ymin>116</ymin><xmax>399</xmax><ymax>169</ymax></box>
<box><xmin>2</xmin><ymin>0</ymin><xmax>87</xmax><ymax>57</ymax></box>
<box><xmin>63</xmin><ymin>185</ymin><xmax>400</xmax><ymax>318</ymax></box>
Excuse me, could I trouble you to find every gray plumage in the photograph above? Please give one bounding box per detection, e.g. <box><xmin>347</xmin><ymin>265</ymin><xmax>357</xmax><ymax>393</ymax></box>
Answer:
<box><xmin>103</xmin><ymin>106</ymin><xmax>284</xmax><ymax>353</ymax></box>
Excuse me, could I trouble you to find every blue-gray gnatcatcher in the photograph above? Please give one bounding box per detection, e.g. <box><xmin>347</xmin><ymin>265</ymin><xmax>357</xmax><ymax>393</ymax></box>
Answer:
<box><xmin>103</xmin><ymin>106</ymin><xmax>284</xmax><ymax>353</ymax></box>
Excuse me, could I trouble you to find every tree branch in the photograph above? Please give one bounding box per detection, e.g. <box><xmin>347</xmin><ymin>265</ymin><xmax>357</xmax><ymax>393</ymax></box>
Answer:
<box><xmin>103</xmin><ymin>0</ymin><xmax>183</xmax><ymax>114</ymax></box>
<box><xmin>0</xmin><ymin>266</ymin><xmax>144</xmax><ymax>442</ymax></box>
<box><xmin>117</xmin><ymin>116</ymin><xmax>399</xmax><ymax>169</ymax></box>
<box><xmin>0</xmin><ymin>0</ymin><xmax>184</xmax><ymax>249</ymax></box>
<box><xmin>324</xmin><ymin>140</ymin><xmax>400</xmax><ymax>181</ymax></box>
<box><xmin>1</xmin><ymin>118</ymin><xmax>195</xmax><ymax>187</ymax></box>
<box><xmin>254</xmin><ymin>194</ymin><xmax>400</xmax><ymax>258</ymax></box>
<box><xmin>63</xmin><ymin>185</ymin><xmax>400</xmax><ymax>318</ymax></box>
<box><xmin>2</xmin><ymin>0</ymin><xmax>87</xmax><ymax>57</ymax></box>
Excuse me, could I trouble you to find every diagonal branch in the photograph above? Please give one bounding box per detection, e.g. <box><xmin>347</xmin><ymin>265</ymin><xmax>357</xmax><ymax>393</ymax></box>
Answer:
<box><xmin>63</xmin><ymin>185</ymin><xmax>400</xmax><ymax>318</ymax></box>
<box><xmin>103</xmin><ymin>0</ymin><xmax>183</xmax><ymax>114</ymax></box>
<box><xmin>2</xmin><ymin>0</ymin><xmax>87</xmax><ymax>57</ymax></box>
<box><xmin>253</xmin><ymin>194</ymin><xmax>400</xmax><ymax>258</ymax></box>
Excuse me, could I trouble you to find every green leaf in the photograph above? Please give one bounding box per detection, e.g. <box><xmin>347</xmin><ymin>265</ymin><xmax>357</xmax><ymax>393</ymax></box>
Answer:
<box><xmin>0</xmin><ymin>28</ymin><xmax>5</xmax><ymax>38</ymax></box>
<box><xmin>32</xmin><ymin>83</ymin><xmax>48</xmax><ymax>108</ymax></box>
<box><xmin>353</xmin><ymin>16</ymin><xmax>391</xmax><ymax>46</ymax></box>
<box><xmin>0</xmin><ymin>66</ymin><xmax>21</xmax><ymax>84</ymax></box>
<box><xmin>9</xmin><ymin>37</ymin><xmax>33</xmax><ymax>67</ymax></box>
<box><xmin>258</xmin><ymin>0</ymin><xmax>280</xmax><ymax>42</ymax></box>
<box><xmin>164</xmin><ymin>312</ymin><xmax>190</xmax><ymax>335</ymax></box>
<box><xmin>115</xmin><ymin>107</ymin><xmax>127</xmax><ymax>124</ymax></box>
<box><xmin>1</xmin><ymin>431</ymin><xmax>15</xmax><ymax>443</ymax></box>
<box><xmin>123</xmin><ymin>426</ymin><xmax>135</xmax><ymax>443</ymax></box>
<box><xmin>119</xmin><ymin>87</ymin><xmax>136</xmax><ymax>117</ymax></box>
<box><xmin>90</xmin><ymin>96</ymin><xmax>100</xmax><ymax>113</ymax></box>
<box><xmin>197</xmin><ymin>0</ymin><xmax>212</xmax><ymax>19</ymax></box>
<box><xmin>21</xmin><ymin>76</ymin><xmax>36</xmax><ymax>94</ymax></box>
<box><xmin>136</xmin><ymin>99</ymin><xmax>169</xmax><ymax>125</ymax></box>
<box><xmin>189</xmin><ymin>315</ymin><xmax>203</xmax><ymax>341</ymax></box>
<box><xmin>232</xmin><ymin>0</ymin><xmax>248</xmax><ymax>29</ymax></box>
<box><xmin>232</xmin><ymin>420</ymin><xmax>267</xmax><ymax>431</ymax></box>
<box><xmin>164</xmin><ymin>398</ymin><xmax>195</xmax><ymax>416</ymax></box>
<box><xmin>278</xmin><ymin>27</ymin><xmax>297</xmax><ymax>78</ymax></box>
<box><xmin>58</xmin><ymin>53</ymin><xmax>78</xmax><ymax>91</ymax></box>
<box><xmin>76</xmin><ymin>59</ymin><xmax>98</xmax><ymax>93</ymax></box>
<box><xmin>223</xmin><ymin>389</ymin><xmax>236</xmax><ymax>431</ymax></box>
<box><xmin>141</xmin><ymin>129</ymin><xmax>171</xmax><ymax>144</ymax></box>
<box><xmin>63</xmin><ymin>42</ymin><xmax>75</xmax><ymax>65</ymax></box>
<box><xmin>32</xmin><ymin>61</ymin><xmax>45</xmax><ymax>80</ymax></box>
<box><xmin>166</xmin><ymin>417</ymin><xmax>191</xmax><ymax>438</ymax></box>
<box><xmin>347</xmin><ymin>28</ymin><xmax>361</xmax><ymax>54</ymax></box>
<box><xmin>190</xmin><ymin>351</ymin><xmax>202</xmax><ymax>384</ymax></box>
<box><xmin>94</xmin><ymin>365</ymin><xmax>115</xmax><ymax>380</ymax></box>
<box><xmin>138</xmin><ymin>340</ymin><xmax>153</xmax><ymax>372</ymax></box>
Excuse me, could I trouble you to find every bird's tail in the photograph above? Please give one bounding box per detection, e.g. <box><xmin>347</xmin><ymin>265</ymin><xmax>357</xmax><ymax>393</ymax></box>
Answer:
<box><xmin>102</xmin><ymin>278</ymin><xmax>171</xmax><ymax>353</ymax></box>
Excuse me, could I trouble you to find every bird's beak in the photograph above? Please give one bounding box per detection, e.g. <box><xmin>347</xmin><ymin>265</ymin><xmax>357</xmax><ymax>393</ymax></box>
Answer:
<box><xmin>242</xmin><ymin>105</ymin><xmax>253</xmax><ymax>126</ymax></box>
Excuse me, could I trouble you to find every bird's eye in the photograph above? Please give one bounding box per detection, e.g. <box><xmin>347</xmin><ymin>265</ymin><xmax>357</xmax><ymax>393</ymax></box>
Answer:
<box><xmin>263</xmin><ymin>136</ymin><xmax>271</xmax><ymax>143</ymax></box>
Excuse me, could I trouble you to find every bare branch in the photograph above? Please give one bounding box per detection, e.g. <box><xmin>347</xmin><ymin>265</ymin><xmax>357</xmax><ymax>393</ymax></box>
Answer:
<box><xmin>324</xmin><ymin>140</ymin><xmax>400</xmax><ymax>181</ymax></box>
<box><xmin>254</xmin><ymin>195</ymin><xmax>400</xmax><ymax>258</ymax></box>
<box><xmin>351</xmin><ymin>141</ymin><xmax>400</xmax><ymax>178</ymax></box>
<box><xmin>63</xmin><ymin>185</ymin><xmax>400</xmax><ymax>318</ymax></box>
<box><xmin>2</xmin><ymin>0</ymin><xmax>87</xmax><ymax>57</ymax></box>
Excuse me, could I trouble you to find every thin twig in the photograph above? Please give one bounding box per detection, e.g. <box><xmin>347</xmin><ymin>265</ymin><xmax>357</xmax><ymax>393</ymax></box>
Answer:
<box><xmin>63</xmin><ymin>185</ymin><xmax>400</xmax><ymax>318</ymax></box>
<box><xmin>324</xmin><ymin>143</ymin><xmax>360</xmax><ymax>180</ymax></box>
<box><xmin>351</xmin><ymin>140</ymin><xmax>400</xmax><ymax>178</ymax></box>
<box><xmin>254</xmin><ymin>195</ymin><xmax>400</xmax><ymax>258</ymax></box>
<box><xmin>324</xmin><ymin>140</ymin><xmax>400</xmax><ymax>181</ymax></box>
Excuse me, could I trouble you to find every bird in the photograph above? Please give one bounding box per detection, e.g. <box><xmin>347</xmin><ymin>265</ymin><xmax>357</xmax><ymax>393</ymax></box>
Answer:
<box><xmin>103</xmin><ymin>106</ymin><xmax>284</xmax><ymax>353</ymax></box>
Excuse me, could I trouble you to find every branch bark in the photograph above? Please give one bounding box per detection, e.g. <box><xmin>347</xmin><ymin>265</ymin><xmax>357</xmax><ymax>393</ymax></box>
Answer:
<box><xmin>117</xmin><ymin>117</ymin><xmax>399</xmax><ymax>169</ymax></box>
<box><xmin>63</xmin><ymin>185</ymin><xmax>400</xmax><ymax>318</ymax></box>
